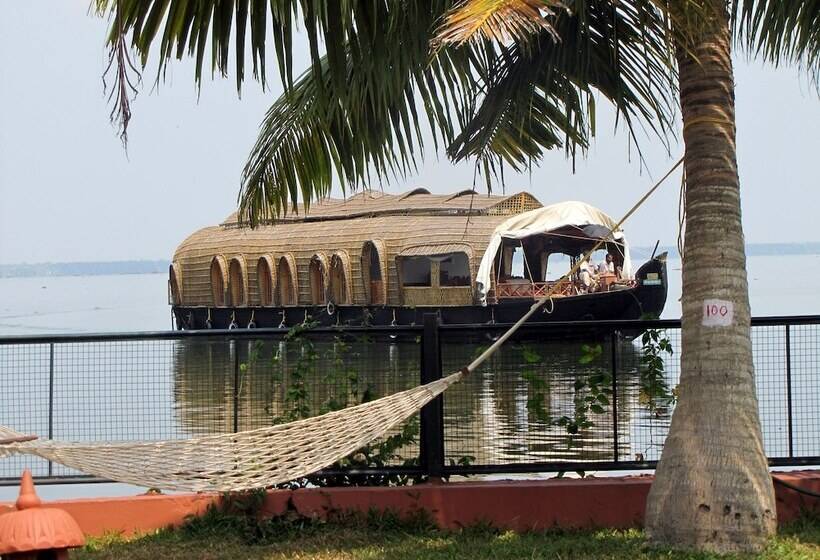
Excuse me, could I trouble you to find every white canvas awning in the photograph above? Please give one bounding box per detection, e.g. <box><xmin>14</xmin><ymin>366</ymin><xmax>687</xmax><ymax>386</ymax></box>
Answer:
<box><xmin>475</xmin><ymin>201</ymin><xmax>633</xmax><ymax>305</ymax></box>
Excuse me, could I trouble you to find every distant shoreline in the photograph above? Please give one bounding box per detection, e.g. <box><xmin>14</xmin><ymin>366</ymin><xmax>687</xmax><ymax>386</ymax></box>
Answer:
<box><xmin>630</xmin><ymin>242</ymin><xmax>820</xmax><ymax>260</ymax></box>
<box><xmin>2</xmin><ymin>243</ymin><xmax>820</xmax><ymax>278</ymax></box>
<box><xmin>0</xmin><ymin>260</ymin><xmax>168</xmax><ymax>279</ymax></box>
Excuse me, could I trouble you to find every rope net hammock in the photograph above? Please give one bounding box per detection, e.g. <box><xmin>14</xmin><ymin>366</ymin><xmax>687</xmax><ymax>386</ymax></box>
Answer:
<box><xmin>0</xmin><ymin>373</ymin><xmax>460</xmax><ymax>492</ymax></box>
<box><xmin>0</xmin><ymin>158</ymin><xmax>682</xmax><ymax>493</ymax></box>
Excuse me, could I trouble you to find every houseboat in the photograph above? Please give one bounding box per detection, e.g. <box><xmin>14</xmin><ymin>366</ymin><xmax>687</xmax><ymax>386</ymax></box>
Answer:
<box><xmin>168</xmin><ymin>189</ymin><xmax>667</xmax><ymax>329</ymax></box>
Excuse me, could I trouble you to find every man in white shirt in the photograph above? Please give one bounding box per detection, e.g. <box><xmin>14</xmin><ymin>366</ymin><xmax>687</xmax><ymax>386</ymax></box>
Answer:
<box><xmin>598</xmin><ymin>253</ymin><xmax>615</xmax><ymax>275</ymax></box>
<box><xmin>578</xmin><ymin>258</ymin><xmax>596</xmax><ymax>293</ymax></box>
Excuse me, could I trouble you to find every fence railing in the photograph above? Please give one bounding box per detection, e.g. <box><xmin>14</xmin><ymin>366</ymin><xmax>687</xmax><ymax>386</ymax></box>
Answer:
<box><xmin>1</xmin><ymin>315</ymin><xmax>819</xmax><ymax>486</ymax></box>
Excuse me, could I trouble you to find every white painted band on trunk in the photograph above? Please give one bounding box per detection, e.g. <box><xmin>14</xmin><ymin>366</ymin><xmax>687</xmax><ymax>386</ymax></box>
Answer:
<box><xmin>702</xmin><ymin>299</ymin><xmax>734</xmax><ymax>327</ymax></box>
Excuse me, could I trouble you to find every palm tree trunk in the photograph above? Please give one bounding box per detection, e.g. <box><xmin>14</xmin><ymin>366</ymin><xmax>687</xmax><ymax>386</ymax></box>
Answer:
<box><xmin>644</xmin><ymin>2</ymin><xmax>776</xmax><ymax>553</ymax></box>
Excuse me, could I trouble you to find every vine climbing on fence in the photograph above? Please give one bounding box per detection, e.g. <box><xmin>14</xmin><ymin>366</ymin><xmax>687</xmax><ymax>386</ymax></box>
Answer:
<box><xmin>241</xmin><ymin>322</ymin><xmax>423</xmax><ymax>487</ymax></box>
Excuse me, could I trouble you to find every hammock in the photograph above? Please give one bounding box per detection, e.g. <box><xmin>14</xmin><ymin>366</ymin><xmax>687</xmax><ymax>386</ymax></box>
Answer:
<box><xmin>0</xmin><ymin>373</ymin><xmax>461</xmax><ymax>492</ymax></box>
<box><xmin>0</xmin><ymin>160</ymin><xmax>681</xmax><ymax>493</ymax></box>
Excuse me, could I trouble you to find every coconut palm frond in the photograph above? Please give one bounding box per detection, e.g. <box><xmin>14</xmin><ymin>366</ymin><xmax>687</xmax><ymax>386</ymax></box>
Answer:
<box><xmin>236</xmin><ymin>42</ymin><xmax>484</xmax><ymax>226</ymax></box>
<box><xmin>446</xmin><ymin>42</ymin><xmax>586</xmax><ymax>172</ymax></box>
<box><xmin>733</xmin><ymin>0</ymin><xmax>820</xmax><ymax>81</ymax></box>
<box><xmin>93</xmin><ymin>0</ymin><xmax>375</xmax><ymax>92</ymax></box>
<box><xmin>238</xmin><ymin>0</ymin><xmax>679</xmax><ymax>222</ymax></box>
<box><xmin>448</xmin><ymin>0</ymin><xmax>677</xmax><ymax>178</ymax></box>
<box><xmin>435</xmin><ymin>0</ymin><xmax>564</xmax><ymax>46</ymax></box>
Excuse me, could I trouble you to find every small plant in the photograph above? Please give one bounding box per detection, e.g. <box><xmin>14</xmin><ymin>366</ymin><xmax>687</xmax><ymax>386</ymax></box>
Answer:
<box><xmin>639</xmin><ymin>329</ymin><xmax>676</xmax><ymax>416</ymax></box>
<box><xmin>240</xmin><ymin>324</ymin><xmax>423</xmax><ymax>487</ymax></box>
<box><xmin>553</xmin><ymin>344</ymin><xmax>612</xmax><ymax>444</ymax></box>
<box><xmin>521</xmin><ymin>343</ymin><xmax>612</xmax><ymax>446</ymax></box>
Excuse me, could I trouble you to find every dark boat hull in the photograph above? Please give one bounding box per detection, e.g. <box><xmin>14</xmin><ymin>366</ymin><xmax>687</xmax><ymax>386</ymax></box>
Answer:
<box><xmin>173</xmin><ymin>258</ymin><xmax>667</xmax><ymax>330</ymax></box>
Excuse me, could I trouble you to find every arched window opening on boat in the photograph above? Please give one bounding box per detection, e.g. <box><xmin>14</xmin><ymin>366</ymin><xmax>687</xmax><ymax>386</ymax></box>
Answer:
<box><xmin>361</xmin><ymin>241</ymin><xmax>386</xmax><ymax>305</ymax></box>
<box><xmin>256</xmin><ymin>256</ymin><xmax>275</xmax><ymax>306</ymax></box>
<box><xmin>228</xmin><ymin>257</ymin><xmax>247</xmax><ymax>306</ymax></box>
<box><xmin>209</xmin><ymin>256</ymin><xmax>228</xmax><ymax>307</ymax></box>
<box><xmin>276</xmin><ymin>255</ymin><xmax>297</xmax><ymax>306</ymax></box>
<box><xmin>329</xmin><ymin>253</ymin><xmax>351</xmax><ymax>304</ymax></box>
<box><xmin>309</xmin><ymin>254</ymin><xmax>328</xmax><ymax>305</ymax></box>
<box><xmin>169</xmin><ymin>263</ymin><xmax>182</xmax><ymax>305</ymax></box>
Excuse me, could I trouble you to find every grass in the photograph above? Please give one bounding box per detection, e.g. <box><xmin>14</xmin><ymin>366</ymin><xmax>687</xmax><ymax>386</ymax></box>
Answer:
<box><xmin>74</xmin><ymin>506</ymin><xmax>820</xmax><ymax>560</ymax></box>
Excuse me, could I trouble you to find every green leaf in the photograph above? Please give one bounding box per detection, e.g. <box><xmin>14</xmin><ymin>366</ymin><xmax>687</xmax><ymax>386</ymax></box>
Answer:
<box><xmin>522</xmin><ymin>347</ymin><xmax>542</xmax><ymax>364</ymax></box>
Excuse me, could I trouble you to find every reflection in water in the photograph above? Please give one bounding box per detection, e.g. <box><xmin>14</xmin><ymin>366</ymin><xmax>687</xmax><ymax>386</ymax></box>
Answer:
<box><xmin>171</xmin><ymin>334</ymin><xmax>672</xmax><ymax>466</ymax></box>
<box><xmin>441</xmin><ymin>336</ymin><xmax>660</xmax><ymax>465</ymax></box>
<box><xmin>0</xmin><ymin>325</ymin><xmax>820</xmax><ymax>479</ymax></box>
<box><xmin>2</xmin><ymin>325</ymin><xmax>814</xmax><ymax>483</ymax></box>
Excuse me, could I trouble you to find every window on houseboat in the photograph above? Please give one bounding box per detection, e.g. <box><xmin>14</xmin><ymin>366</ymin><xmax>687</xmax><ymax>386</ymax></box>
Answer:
<box><xmin>210</xmin><ymin>257</ymin><xmax>226</xmax><ymax>306</ymax></box>
<box><xmin>544</xmin><ymin>249</ymin><xmax>614</xmax><ymax>280</ymax></box>
<box><xmin>499</xmin><ymin>245</ymin><xmax>528</xmax><ymax>281</ymax></box>
<box><xmin>544</xmin><ymin>253</ymin><xmax>572</xmax><ymax>281</ymax></box>
<box><xmin>228</xmin><ymin>258</ymin><xmax>246</xmax><ymax>306</ymax></box>
<box><xmin>400</xmin><ymin>257</ymin><xmax>431</xmax><ymax>287</ymax></box>
<box><xmin>438</xmin><ymin>253</ymin><xmax>470</xmax><ymax>286</ymax></box>
<box><xmin>277</xmin><ymin>257</ymin><xmax>296</xmax><ymax>305</ymax></box>
<box><xmin>257</xmin><ymin>257</ymin><xmax>273</xmax><ymax>306</ymax></box>
<box><xmin>310</xmin><ymin>257</ymin><xmax>326</xmax><ymax>305</ymax></box>
<box><xmin>510</xmin><ymin>248</ymin><xmax>526</xmax><ymax>279</ymax></box>
<box><xmin>329</xmin><ymin>254</ymin><xmax>349</xmax><ymax>304</ymax></box>
<box><xmin>369</xmin><ymin>247</ymin><xmax>382</xmax><ymax>280</ymax></box>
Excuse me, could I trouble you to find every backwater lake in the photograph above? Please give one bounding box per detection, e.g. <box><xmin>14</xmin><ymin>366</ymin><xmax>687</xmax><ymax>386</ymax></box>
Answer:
<box><xmin>1</xmin><ymin>254</ymin><xmax>819</xmax><ymax>500</ymax></box>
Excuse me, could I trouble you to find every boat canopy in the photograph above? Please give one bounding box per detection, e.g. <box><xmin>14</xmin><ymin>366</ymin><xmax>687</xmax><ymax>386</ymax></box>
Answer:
<box><xmin>475</xmin><ymin>201</ymin><xmax>633</xmax><ymax>305</ymax></box>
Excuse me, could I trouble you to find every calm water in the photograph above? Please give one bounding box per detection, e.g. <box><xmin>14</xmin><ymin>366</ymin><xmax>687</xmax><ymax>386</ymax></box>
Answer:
<box><xmin>1</xmin><ymin>255</ymin><xmax>819</xmax><ymax>500</ymax></box>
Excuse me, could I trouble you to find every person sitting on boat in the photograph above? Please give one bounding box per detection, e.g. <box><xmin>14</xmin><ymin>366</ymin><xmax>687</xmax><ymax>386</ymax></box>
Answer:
<box><xmin>598</xmin><ymin>253</ymin><xmax>616</xmax><ymax>275</ymax></box>
<box><xmin>578</xmin><ymin>258</ymin><xmax>597</xmax><ymax>293</ymax></box>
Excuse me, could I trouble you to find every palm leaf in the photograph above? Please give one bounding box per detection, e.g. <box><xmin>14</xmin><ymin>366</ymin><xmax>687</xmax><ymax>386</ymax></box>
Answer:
<box><xmin>95</xmin><ymin>0</ymin><xmax>342</xmax><ymax>91</ymax></box>
<box><xmin>236</xmin><ymin>5</ymin><xmax>483</xmax><ymax>226</ymax></box>
<box><xmin>732</xmin><ymin>0</ymin><xmax>820</xmax><ymax>82</ymax></box>
<box><xmin>435</xmin><ymin>0</ymin><xmax>565</xmax><ymax>46</ymax></box>
<box><xmin>238</xmin><ymin>0</ymin><xmax>678</xmax><ymax>222</ymax></box>
<box><xmin>447</xmin><ymin>1</ymin><xmax>677</xmax><ymax>179</ymax></box>
<box><xmin>93</xmin><ymin>1</ymin><xmax>469</xmax><ymax>153</ymax></box>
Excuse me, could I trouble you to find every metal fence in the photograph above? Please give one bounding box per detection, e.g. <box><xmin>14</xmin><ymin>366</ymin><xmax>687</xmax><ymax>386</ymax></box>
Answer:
<box><xmin>1</xmin><ymin>316</ymin><xmax>819</xmax><ymax>486</ymax></box>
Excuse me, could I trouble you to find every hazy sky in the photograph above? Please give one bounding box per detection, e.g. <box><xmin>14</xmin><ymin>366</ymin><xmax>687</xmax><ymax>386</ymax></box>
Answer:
<box><xmin>1</xmin><ymin>2</ymin><xmax>818</xmax><ymax>264</ymax></box>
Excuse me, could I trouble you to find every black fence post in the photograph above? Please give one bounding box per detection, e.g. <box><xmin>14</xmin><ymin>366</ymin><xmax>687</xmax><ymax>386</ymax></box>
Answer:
<box><xmin>610</xmin><ymin>332</ymin><xmax>619</xmax><ymax>463</ymax></box>
<box><xmin>48</xmin><ymin>342</ymin><xmax>54</xmax><ymax>477</ymax></box>
<box><xmin>232</xmin><ymin>339</ymin><xmax>240</xmax><ymax>433</ymax></box>
<box><xmin>420</xmin><ymin>314</ymin><xmax>445</xmax><ymax>478</ymax></box>
<box><xmin>785</xmin><ymin>324</ymin><xmax>794</xmax><ymax>458</ymax></box>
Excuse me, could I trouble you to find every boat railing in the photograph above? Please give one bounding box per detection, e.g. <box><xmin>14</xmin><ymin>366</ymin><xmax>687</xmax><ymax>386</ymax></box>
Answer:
<box><xmin>495</xmin><ymin>280</ymin><xmax>576</xmax><ymax>299</ymax></box>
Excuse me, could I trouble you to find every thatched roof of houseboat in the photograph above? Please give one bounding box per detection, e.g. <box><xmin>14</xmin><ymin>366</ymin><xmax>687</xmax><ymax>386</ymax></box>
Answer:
<box><xmin>221</xmin><ymin>189</ymin><xmax>541</xmax><ymax>226</ymax></box>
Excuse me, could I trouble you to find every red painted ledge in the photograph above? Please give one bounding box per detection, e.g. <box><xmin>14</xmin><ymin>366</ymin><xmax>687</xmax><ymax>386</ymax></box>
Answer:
<box><xmin>1</xmin><ymin>471</ymin><xmax>817</xmax><ymax>537</ymax></box>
